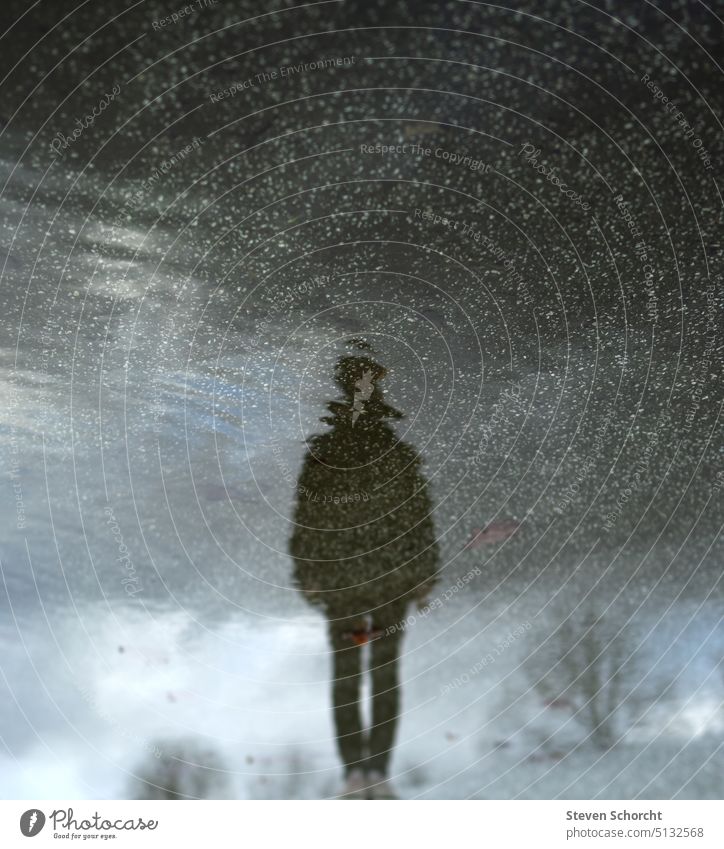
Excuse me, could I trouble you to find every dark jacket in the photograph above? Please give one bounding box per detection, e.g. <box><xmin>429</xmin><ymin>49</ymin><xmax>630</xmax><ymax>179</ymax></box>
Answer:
<box><xmin>290</xmin><ymin>357</ymin><xmax>438</xmax><ymax>616</ymax></box>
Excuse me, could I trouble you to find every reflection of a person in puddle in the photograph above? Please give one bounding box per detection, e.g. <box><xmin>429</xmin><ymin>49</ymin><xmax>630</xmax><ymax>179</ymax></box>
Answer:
<box><xmin>290</xmin><ymin>352</ymin><xmax>439</xmax><ymax>799</ymax></box>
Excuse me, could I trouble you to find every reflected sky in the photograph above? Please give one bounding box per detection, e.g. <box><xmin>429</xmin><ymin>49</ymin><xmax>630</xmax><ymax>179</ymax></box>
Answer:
<box><xmin>2</xmin><ymin>275</ymin><xmax>721</xmax><ymax>798</ymax></box>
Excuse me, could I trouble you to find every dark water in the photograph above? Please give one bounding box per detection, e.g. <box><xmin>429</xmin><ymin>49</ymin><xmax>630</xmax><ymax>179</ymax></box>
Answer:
<box><xmin>0</xmin><ymin>0</ymin><xmax>722</xmax><ymax>799</ymax></box>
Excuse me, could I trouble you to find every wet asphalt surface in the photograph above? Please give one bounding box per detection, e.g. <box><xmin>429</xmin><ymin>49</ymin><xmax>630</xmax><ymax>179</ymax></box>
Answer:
<box><xmin>0</xmin><ymin>0</ymin><xmax>723</xmax><ymax>799</ymax></box>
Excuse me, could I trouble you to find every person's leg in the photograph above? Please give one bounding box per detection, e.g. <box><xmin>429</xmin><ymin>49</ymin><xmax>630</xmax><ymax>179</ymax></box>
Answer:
<box><xmin>367</xmin><ymin>602</ymin><xmax>406</xmax><ymax>777</ymax></box>
<box><xmin>328</xmin><ymin>617</ymin><xmax>365</xmax><ymax>777</ymax></box>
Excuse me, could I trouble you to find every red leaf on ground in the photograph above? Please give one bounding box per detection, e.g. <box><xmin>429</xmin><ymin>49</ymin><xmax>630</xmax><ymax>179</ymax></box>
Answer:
<box><xmin>464</xmin><ymin>520</ymin><xmax>520</xmax><ymax>548</ymax></box>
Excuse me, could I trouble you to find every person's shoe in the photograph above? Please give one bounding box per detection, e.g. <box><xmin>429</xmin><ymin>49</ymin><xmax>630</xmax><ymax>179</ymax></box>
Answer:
<box><xmin>366</xmin><ymin>770</ymin><xmax>398</xmax><ymax>800</ymax></box>
<box><xmin>337</xmin><ymin>769</ymin><xmax>368</xmax><ymax>799</ymax></box>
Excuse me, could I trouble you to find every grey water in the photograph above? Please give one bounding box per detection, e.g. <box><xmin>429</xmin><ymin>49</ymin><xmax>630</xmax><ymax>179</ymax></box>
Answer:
<box><xmin>1</xmin><ymin>0</ymin><xmax>723</xmax><ymax>799</ymax></box>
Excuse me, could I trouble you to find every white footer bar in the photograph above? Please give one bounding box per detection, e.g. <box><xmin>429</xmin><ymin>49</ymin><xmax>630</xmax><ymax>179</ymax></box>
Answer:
<box><xmin>2</xmin><ymin>800</ymin><xmax>722</xmax><ymax>848</ymax></box>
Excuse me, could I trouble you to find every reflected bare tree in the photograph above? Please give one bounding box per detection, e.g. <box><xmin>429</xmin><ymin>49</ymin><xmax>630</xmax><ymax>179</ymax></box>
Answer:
<box><xmin>531</xmin><ymin>608</ymin><xmax>659</xmax><ymax>751</ymax></box>
<box><xmin>130</xmin><ymin>738</ymin><xmax>228</xmax><ymax>799</ymax></box>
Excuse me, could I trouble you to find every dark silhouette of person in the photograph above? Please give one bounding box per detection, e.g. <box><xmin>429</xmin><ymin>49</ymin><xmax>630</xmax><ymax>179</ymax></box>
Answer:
<box><xmin>289</xmin><ymin>348</ymin><xmax>439</xmax><ymax>799</ymax></box>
